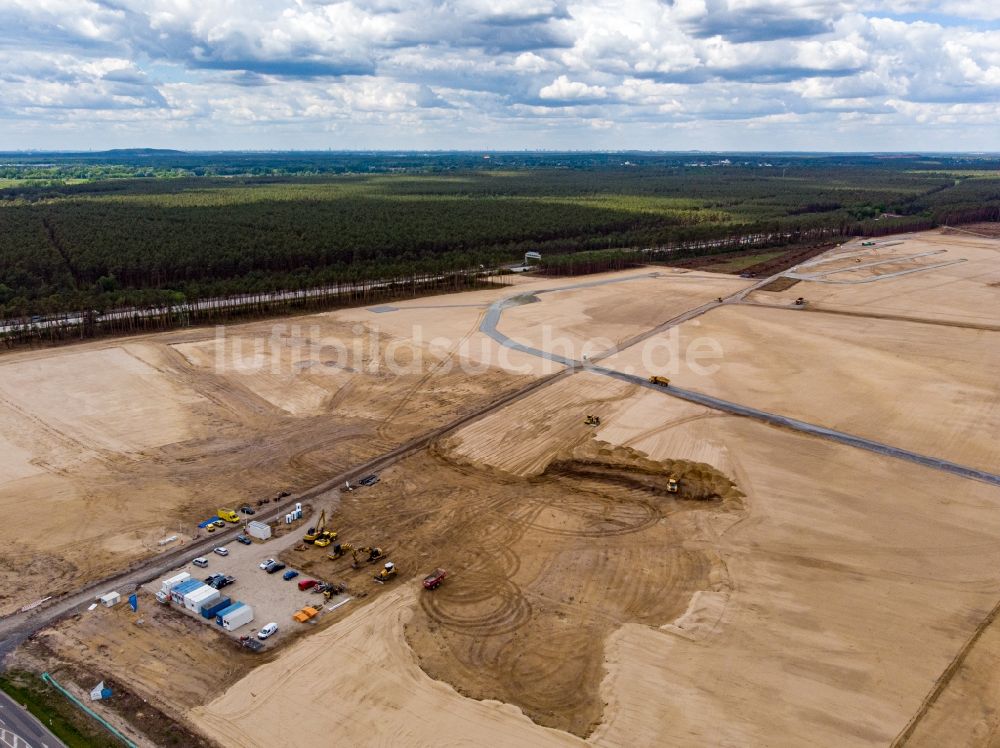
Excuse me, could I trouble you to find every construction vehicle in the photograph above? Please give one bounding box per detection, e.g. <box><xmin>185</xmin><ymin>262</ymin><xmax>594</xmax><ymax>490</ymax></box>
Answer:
<box><xmin>303</xmin><ymin>510</ymin><xmax>336</xmax><ymax>545</ymax></box>
<box><xmin>328</xmin><ymin>543</ymin><xmax>353</xmax><ymax>560</ymax></box>
<box><xmin>374</xmin><ymin>562</ymin><xmax>397</xmax><ymax>584</ymax></box>
<box><xmin>423</xmin><ymin>568</ymin><xmax>447</xmax><ymax>590</ymax></box>
<box><xmin>314</xmin><ymin>528</ymin><xmax>337</xmax><ymax>547</ymax></box>
<box><xmin>584</xmin><ymin>415</ymin><xmax>601</xmax><ymax>426</ymax></box>
<box><xmin>217</xmin><ymin>508</ymin><xmax>240</xmax><ymax>523</ymax></box>
<box><xmin>315</xmin><ymin>582</ymin><xmax>348</xmax><ymax>599</ymax></box>
<box><xmin>649</xmin><ymin>375</ymin><xmax>670</xmax><ymax>387</ymax></box>
<box><xmin>666</xmin><ymin>475</ymin><xmax>679</xmax><ymax>493</ymax></box>
<box><xmin>351</xmin><ymin>546</ymin><xmax>385</xmax><ymax>569</ymax></box>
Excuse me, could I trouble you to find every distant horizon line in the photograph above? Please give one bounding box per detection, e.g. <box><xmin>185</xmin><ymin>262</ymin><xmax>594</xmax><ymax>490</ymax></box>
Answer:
<box><xmin>3</xmin><ymin>148</ymin><xmax>999</xmax><ymax>156</ymax></box>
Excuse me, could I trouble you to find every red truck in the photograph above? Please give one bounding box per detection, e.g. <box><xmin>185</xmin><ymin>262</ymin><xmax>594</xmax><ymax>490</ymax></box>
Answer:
<box><xmin>298</xmin><ymin>579</ymin><xmax>319</xmax><ymax>591</ymax></box>
<box><xmin>423</xmin><ymin>568</ymin><xmax>447</xmax><ymax>590</ymax></box>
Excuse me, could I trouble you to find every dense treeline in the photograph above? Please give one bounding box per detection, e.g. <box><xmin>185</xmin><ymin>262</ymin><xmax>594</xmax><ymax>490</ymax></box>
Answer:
<box><xmin>1</xmin><ymin>156</ymin><xmax>998</xmax><ymax>327</ymax></box>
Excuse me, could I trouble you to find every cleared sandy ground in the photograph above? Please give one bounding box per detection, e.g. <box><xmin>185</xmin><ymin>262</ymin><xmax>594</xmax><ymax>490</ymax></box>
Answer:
<box><xmin>496</xmin><ymin>271</ymin><xmax>749</xmax><ymax>362</ymax></box>
<box><xmin>0</xmin><ymin>282</ymin><xmax>540</xmax><ymax>615</ymax></box>
<box><xmin>11</xmin><ymin>228</ymin><xmax>1000</xmax><ymax>746</ymax></box>
<box><xmin>0</xmin><ymin>266</ymin><xmax>752</xmax><ymax>613</ymax></box>
<box><xmin>752</xmin><ymin>230</ymin><xmax>1000</xmax><ymax>326</ymax></box>
<box><xmin>190</xmin><ymin>588</ymin><xmax>583</xmax><ymax>747</ymax></box>
<box><xmin>590</xmin><ymin>411</ymin><xmax>1000</xmax><ymax>746</ymax></box>
<box><xmin>602</xmin><ymin>303</ymin><xmax>1000</xmax><ymax>473</ymax></box>
<box><xmin>186</xmin><ymin>379</ymin><xmax>1000</xmax><ymax>748</ymax></box>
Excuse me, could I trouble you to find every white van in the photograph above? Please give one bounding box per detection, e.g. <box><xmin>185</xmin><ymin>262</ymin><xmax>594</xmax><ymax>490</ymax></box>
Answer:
<box><xmin>257</xmin><ymin>622</ymin><xmax>278</xmax><ymax>640</ymax></box>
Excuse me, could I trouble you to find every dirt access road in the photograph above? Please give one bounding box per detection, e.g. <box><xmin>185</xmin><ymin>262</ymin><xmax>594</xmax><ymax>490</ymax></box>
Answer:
<box><xmin>478</xmin><ymin>270</ymin><xmax>1000</xmax><ymax>488</ymax></box>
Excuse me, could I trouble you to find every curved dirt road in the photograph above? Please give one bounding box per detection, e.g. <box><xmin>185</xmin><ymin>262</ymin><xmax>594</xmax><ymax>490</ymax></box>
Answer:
<box><xmin>478</xmin><ymin>274</ymin><xmax>1000</xmax><ymax>488</ymax></box>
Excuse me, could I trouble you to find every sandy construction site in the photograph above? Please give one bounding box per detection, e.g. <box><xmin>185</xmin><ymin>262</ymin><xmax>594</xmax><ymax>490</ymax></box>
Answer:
<box><xmin>6</xmin><ymin>228</ymin><xmax>1000</xmax><ymax>747</ymax></box>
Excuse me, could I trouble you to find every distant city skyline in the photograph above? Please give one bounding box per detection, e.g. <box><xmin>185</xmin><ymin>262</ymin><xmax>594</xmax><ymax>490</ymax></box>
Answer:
<box><xmin>1</xmin><ymin>1</ymin><xmax>998</xmax><ymax>151</ymax></box>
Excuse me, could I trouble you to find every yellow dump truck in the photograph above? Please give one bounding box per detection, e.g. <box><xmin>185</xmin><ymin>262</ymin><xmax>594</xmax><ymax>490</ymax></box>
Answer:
<box><xmin>217</xmin><ymin>508</ymin><xmax>240</xmax><ymax>523</ymax></box>
<box><xmin>648</xmin><ymin>375</ymin><xmax>671</xmax><ymax>387</ymax></box>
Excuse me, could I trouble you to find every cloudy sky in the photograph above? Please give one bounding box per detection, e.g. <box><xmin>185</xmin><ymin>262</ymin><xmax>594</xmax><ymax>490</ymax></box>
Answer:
<box><xmin>1</xmin><ymin>0</ymin><xmax>998</xmax><ymax>151</ymax></box>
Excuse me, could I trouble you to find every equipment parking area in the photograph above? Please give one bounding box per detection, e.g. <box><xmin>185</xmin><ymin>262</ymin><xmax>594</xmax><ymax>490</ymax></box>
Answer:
<box><xmin>142</xmin><ymin>505</ymin><xmax>351</xmax><ymax>646</ymax></box>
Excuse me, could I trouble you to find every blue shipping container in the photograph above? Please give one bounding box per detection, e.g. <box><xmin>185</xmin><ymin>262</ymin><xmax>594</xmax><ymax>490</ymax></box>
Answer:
<box><xmin>201</xmin><ymin>597</ymin><xmax>232</xmax><ymax>619</ymax></box>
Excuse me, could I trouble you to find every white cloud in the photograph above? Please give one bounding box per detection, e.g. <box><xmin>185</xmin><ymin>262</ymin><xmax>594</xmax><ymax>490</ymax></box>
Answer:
<box><xmin>0</xmin><ymin>0</ymin><xmax>997</xmax><ymax>148</ymax></box>
<box><xmin>538</xmin><ymin>74</ymin><xmax>607</xmax><ymax>99</ymax></box>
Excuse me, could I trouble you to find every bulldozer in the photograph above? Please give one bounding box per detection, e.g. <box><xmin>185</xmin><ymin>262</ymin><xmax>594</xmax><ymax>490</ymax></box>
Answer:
<box><xmin>649</xmin><ymin>375</ymin><xmax>671</xmax><ymax>387</ymax></box>
<box><xmin>374</xmin><ymin>562</ymin><xmax>397</xmax><ymax>584</ymax></box>
<box><xmin>584</xmin><ymin>415</ymin><xmax>601</xmax><ymax>426</ymax></box>
<box><xmin>666</xmin><ymin>474</ymin><xmax>679</xmax><ymax>493</ymax></box>
<box><xmin>304</xmin><ymin>509</ymin><xmax>334</xmax><ymax>544</ymax></box>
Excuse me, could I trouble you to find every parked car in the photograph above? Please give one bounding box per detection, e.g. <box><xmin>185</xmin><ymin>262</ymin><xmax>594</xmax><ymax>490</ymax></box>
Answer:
<box><xmin>236</xmin><ymin>534</ymin><xmax>252</xmax><ymax>545</ymax></box>
<box><xmin>213</xmin><ymin>546</ymin><xmax>229</xmax><ymax>556</ymax></box>
<box><xmin>298</xmin><ymin>579</ymin><xmax>319</xmax><ymax>591</ymax></box>
<box><xmin>259</xmin><ymin>558</ymin><xmax>276</xmax><ymax>570</ymax></box>
<box><xmin>240</xmin><ymin>506</ymin><xmax>255</xmax><ymax>515</ymax></box>
<box><xmin>206</xmin><ymin>524</ymin><xmax>216</xmax><ymax>533</ymax></box>
<box><xmin>358</xmin><ymin>474</ymin><xmax>379</xmax><ymax>487</ymax></box>
<box><xmin>192</xmin><ymin>557</ymin><xmax>209</xmax><ymax>568</ymax></box>
<box><xmin>212</xmin><ymin>575</ymin><xmax>235</xmax><ymax>590</ymax></box>
<box><xmin>266</xmin><ymin>562</ymin><xmax>286</xmax><ymax>574</ymax></box>
<box><xmin>257</xmin><ymin>622</ymin><xmax>278</xmax><ymax>640</ymax></box>
<box><xmin>282</xmin><ymin>569</ymin><xmax>299</xmax><ymax>581</ymax></box>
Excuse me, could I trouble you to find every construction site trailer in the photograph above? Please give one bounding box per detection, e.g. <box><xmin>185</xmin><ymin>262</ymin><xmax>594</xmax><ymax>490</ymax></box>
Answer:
<box><xmin>159</xmin><ymin>572</ymin><xmax>191</xmax><ymax>596</ymax></box>
<box><xmin>169</xmin><ymin>579</ymin><xmax>201</xmax><ymax>605</ymax></box>
<box><xmin>247</xmin><ymin>520</ymin><xmax>272</xmax><ymax>540</ymax></box>
<box><xmin>215</xmin><ymin>601</ymin><xmax>244</xmax><ymax>625</ymax></box>
<box><xmin>99</xmin><ymin>592</ymin><xmax>120</xmax><ymax>607</ymax></box>
<box><xmin>221</xmin><ymin>603</ymin><xmax>254</xmax><ymax>631</ymax></box>
<box><xmin>181</xmin><ymin>583</ymin><xmax>211</xmax><ymax>610</ymax></box>
<box><xmin>185</xmin><ymin>585</ymin><xmax>220</xmax><ymax>613</ymax></box>
<box><xmin>201</xmin><ymin>597</ymin><xmax>232</xmax><ymax>619</ymax></box>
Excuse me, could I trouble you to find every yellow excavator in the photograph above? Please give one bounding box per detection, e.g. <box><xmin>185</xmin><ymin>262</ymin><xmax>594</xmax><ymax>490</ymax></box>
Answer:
<box><xmin>329</xmin><ymin>544</ymin><xmax>385</xmax><ymax>568</ymax></box>
<box><xmin>352</xmin><ymin>546</ymin><xmax>385</xmax><ymax>568</ymax></box>
<box><xmin>649</xmin><ymin>375</ymin><xmax>670</xmax><ymax>387</ymax></box>
<box><xmin>584</xmin><ymin>415</ymin><xmax>601</xmax><ymax>426</ymax></box>
<box><xmin>304</xmin><ymin>510</ymin><xmax>336</xmax><ymax>545</ymax></box>
<box><xmin>314</xmin><ymin>529</ymin><xmax>337</xmax><ymax>547</ymax></box>
<box><xmin>374</xmin><ymin>561</ymin><xmax>397</xmax><ymax>584</ymax></box>
<box><xmin>666</xmin><ymin>474</ymin><xmax>679</xmax><ymax>493</ymax></box>
<box><xmin>328</xmin><ymin>543</ymin><xmax>353</xmax><ymax>560</ymax></box>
